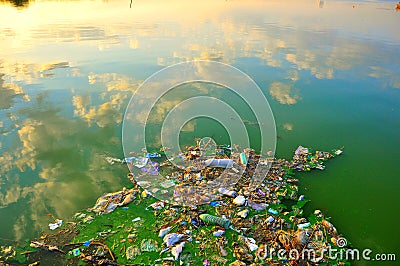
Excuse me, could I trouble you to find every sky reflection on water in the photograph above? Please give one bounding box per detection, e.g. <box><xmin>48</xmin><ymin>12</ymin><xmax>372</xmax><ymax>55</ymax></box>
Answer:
<box><xmin>0</xmin><ymin>0</ymin><xmax>399</xmax><ymax>258</ymax></box>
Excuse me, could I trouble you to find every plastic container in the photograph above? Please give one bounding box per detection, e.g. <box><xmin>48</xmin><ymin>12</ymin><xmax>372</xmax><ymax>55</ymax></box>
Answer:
<box><xmin>204</xmin><ymin>159</ymin><xmax>234</xmax><ymax>168</ymax></box>
<box><xmin>240</xmin><ymin>152</ymin><xmax>248</xmax><ymax>165</ymax></box>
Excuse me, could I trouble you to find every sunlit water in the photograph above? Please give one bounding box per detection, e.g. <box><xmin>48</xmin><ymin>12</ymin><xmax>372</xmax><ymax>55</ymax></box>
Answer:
<box><xmin>0</xmin><ymin>0</ymin><xmax>399</xmax><ymax>264</ymax></box>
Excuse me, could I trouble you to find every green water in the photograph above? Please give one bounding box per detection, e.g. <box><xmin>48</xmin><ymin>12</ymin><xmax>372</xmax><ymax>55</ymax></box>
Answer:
<box><xmin>0</xmin><ymin>0</ymin><xmax>399</xmax><ymax>264</ymax></box>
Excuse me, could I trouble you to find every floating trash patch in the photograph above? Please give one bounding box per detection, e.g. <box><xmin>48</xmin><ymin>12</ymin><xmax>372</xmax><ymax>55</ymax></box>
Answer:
<box><xmin>2</xmin><ymin>143</ymin><xmax>348</xmax><ymax>265</ymax></box>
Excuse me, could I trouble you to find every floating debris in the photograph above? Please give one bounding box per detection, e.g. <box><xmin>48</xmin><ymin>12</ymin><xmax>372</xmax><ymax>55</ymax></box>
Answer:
<box><xmin>48</xmin><ymin>219</ymin><xmax>63</xmax><ymax>230</ymax></box>
<box><xmin>218</xmin><ymin>188</ymin><xmax>237</xmax><ymax>197</ymax></box>
<box><xmin>29</xmin><ymin>241</ymin><xmax>44</xmax><ymax>248</ymax></box>
<box><xmin>265</xmin><ymin>216</ymin><xmax>274</xmax><ymax>223</ymax></box>
<box><xmin>140</xmin><ymin>239</ymin><xmax>159</xmax><ymax>252</ymax></box>
<box><xmin>212</xmin><ymin>254</ymin><xmax>228</xmax><ymax>264</ymax></box>
<box><xmin>238</xmin><ymin>235</ymin><xmax>258</xmax><ymax>252</ymax></box>
<box><xmin>0</xmin><ymin>246</ymin><xmax>15</xmax><ymax>259</ymax></box>
<box><xmin>12</xmin><ymin>143</ymin><xmax>347</xmax><ymax>265</ymax></box>
<box><xmin>72</xmin><ymin>248</ymin><xmax>80</xmax><ymax>257</ymax></box>
<box><xmin>267</xmin><ymin>208</ymin><xmax>278</xmax><ymax>215</ymax></box>
<box><xmin>163</xmin><ymin>233</ymin><xmax>184</xmax><ymax>247</ymax></box>
<box><xmin>229</xmin><ymin>260</ymin><xmax>246</xmax><ymax>266</ymax></box>
<box><xmin>334</xmin><ymin>149</ymin><xmax>343</xmax><ymax>155</ymax></box>
<box><xmin>200</xmin><ymin>214</ymin><xmax>231</xmax><ymax>229</ymax></box>
<box><xmin>204</xmin><ymin>158</ymin><xmax>234</xmax><ymax>168</ymax></box>
<box><xmin>209</xmin><ymin>201</ymin><xmax>220</xmax><ymax>207</ymax></box>
<box><xmin>131</xmin><ymin>217</ymin><xmax>141</xmax><ymax>222</ymax></box>
<box><xmin>90</xmin><ymin>187</ymin><xmax>137</xmax><ymax>214</ymax></box>
<box><xmin>203</xmin><ymin>259</ymin><xmax>211</xmax><ymax>265</ymax></box>
<box><xmin>248</xmin><ymin>201</ymin><xmax>267</xmax><ymax>211</ymax></box>
<box><xmin>105</xmin><ymin>156</ymin><xmax>124</xmax><ymax>165</ymax></box>
<box><xmin>126</xmin><ymin>245</ymin><xmax>141</xmax><ymax>260</ymax></box>
<box><xmin>213</xmin><ymin>229</ymin><xmax>225</xmax><ymax>237</ymax></box>
<box><xmin>322</xmin><ymin>219</ymin><xmax>338</xmax><ymax>235</ymax></box>
<box><xmin>314</xmin><ymin>209</ymin><xmax>323</xmax><ymax>218</ymax></box>
<box><xmin>74</xmin><ymin>212</ymin><xmax>86</xmax><ymax>219</ymax></box>
<box><xmin>124</xmin><ymin>156</ymin><xmax>149</xmax><ymax>168</ymax></box>
<box><xmin>146</xmin><ymin>152</ymin><xmax>162</xmax><ymax>158</ymax></box>
<box><xmin>215</xmin><ymin>237</ymin><xmax>228</xmax><ymax>256</ymax></box>
<box><xmin>239</xmin><ymin>153</ymin><xmax>247</xmax><ymax>165</ymax></box>
<box><xmin>237</xmin><ymin>209</ymin><xmax>249</xmax><ymax>218</ymax></box>
<box><xmin>82</xmin><ymin>215</ymin><xmax>95</xmax><ymax>223</ymax></box>
<box><xmin>158</xmin><ymin>227</ymin><xmax>172</xmax><ymax>238</ymax></box>
<box><xmin>171</xmin><ymin>242</ymin><xmax>185</xmax><ymax>260</ymax></box>
<box><xmin>82</xmin><ymin>239</ymin><xmax>92</xmax><ymax>247</ymax></box>
<box><xmin>232</xmin><ymin>241</ymin><xmax>253</xmax><ymax>262</ymax></box>
<box><xmin>233</xmin><ymin>195</ymin><xmax>246</xmax><ymax>206</ymax></box>
<box><xmin>149</xmin><ymin>201</ymin><xmax>165</xmax><ymax>210</ymax></box>
<box><xmin>297</xmin><ymin>222</ymin><xmax>311</xmax><ymax>229</ymax></box>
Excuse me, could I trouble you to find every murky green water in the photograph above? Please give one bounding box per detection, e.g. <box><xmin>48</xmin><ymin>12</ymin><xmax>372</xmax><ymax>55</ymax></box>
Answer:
<box><xmin>0</xmin><ymin>0</ymin><xmax>399</xmax><ymax>264</ymax></box>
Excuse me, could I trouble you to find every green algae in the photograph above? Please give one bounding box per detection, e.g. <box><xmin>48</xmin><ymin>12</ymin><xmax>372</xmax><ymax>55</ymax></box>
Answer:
<box><xmin>4</xmin><ymin>146</ymin><xmax>350</xmax><ymax>265</ymax></box>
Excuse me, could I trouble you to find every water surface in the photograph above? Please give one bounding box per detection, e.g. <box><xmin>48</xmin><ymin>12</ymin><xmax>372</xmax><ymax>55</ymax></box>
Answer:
<box><xmin>0</xmin><ymin>0</ymin><xmax>399</xmax><ymax>263</ymax></box>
